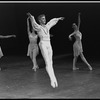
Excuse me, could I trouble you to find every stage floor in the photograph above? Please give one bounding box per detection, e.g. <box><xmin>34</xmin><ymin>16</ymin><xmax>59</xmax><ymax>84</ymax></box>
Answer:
<box><xmin>0</xmin><ymin>54</ymin><xmax>100</xmax><ymax>99</ymax></box>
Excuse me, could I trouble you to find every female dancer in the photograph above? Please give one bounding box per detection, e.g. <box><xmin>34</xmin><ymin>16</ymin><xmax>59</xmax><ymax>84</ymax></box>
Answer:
<box><xmin>69</xmin><ymin>13</ymin><xmax>92</xmax><ymax>71</ymax></box>
<box><xmin>27</xmin><ymin>12</ymin><xmax>64</xmax><ymax>88</ymax></box>
<box><xmin>27</xmin><ymin>17</ymin><xmax>39</xmax><ymax>71</ymax></box>
<box><xmin>0</xmin><ymin>34</ymin><xmax>16</xmax><ymax>70</ymax></box>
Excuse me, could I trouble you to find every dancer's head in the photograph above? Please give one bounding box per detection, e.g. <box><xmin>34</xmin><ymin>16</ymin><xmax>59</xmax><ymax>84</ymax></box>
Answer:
<box><xmin>72</xmin><ymin>23</ymin><xmax>78</xmax><ymax>31</ymax></box>
<box><xmin>38</xmin><ymin>14</ymin><xmax>46</xmax><ymax>25</ymax></box>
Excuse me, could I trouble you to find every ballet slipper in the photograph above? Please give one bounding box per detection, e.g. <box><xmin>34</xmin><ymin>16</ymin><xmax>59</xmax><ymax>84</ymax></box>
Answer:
<box><xmin>73</xmin><ymin>67</ymin><xmax>79</xmax><ymax>70</ymax></box>
<box><xmin>32</xmin><ymin>67</ymin><xmax>37</xmax><ymax>71</ymax></box>
<box><xmin>87</xmin><ymin>63</ymin><xmax>92</xmax><ymax>70</ymax></box>
<box><xmin>88</xmin><ymin>65</ymin><xmax>92</xmax><ymax>71</ymax></box>
<box><xmin>32</xmin><ymin>65</ymin><xmax>39</xmax><ymax>71</ymax></box>
<box><xmin>51</xmin><ymin>79</ymin><xmax>58</xmax><ymax>88</ymax></box>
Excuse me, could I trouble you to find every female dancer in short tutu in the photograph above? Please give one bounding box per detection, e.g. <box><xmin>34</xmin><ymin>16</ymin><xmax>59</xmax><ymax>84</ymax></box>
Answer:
<box><xmin>27</xmin><ymin>17</ymin><xmax>39</xmax><ymax>71</ymax></box>
<box><xmin>69</xmin><ymin>13</ymin><xmax>92</xmax><ymax>71</ymax></box>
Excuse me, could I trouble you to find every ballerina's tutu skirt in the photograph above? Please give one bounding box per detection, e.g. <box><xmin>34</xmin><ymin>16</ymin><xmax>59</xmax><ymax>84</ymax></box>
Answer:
<box><xmin>73</xmin><ymin>41</ymin><xmax>83</xmax><ymax>57</ymax></box>
<box><xmin>27</xmin><ymin>44</ymin><xmax>38</xmax><ymax>56</ymax></box>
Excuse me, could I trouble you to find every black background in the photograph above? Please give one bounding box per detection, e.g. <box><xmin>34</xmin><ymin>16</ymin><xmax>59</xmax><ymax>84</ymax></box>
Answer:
<box><xmin>0</xmin><ymin>2</ymin><xmax>99</xmax><ymax>60</ymax></box>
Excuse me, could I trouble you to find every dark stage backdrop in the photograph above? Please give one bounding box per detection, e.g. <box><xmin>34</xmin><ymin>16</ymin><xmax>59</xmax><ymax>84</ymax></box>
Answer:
<box><xmin>0</xmin><ymin>2</ymin><xmax>99</xmax><ymax>60</ymax></box>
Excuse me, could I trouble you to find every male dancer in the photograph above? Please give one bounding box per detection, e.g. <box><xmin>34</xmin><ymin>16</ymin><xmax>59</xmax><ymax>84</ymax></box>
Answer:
<box><xmin>27</xmin><ymin>13</ymin><xmax>64</xmax><ymax>88</ymax></box>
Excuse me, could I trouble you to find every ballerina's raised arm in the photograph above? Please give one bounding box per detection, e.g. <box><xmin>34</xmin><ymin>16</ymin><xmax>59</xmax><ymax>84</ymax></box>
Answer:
<box><xmin>27</xmin><ymin>12</ymin><xmax>40</xmax><ymax>31</ymax></box>
<box><xmin>77</xmin><ymin>12</ymin><xmax>81</xmax><ymax>30</ymax></box>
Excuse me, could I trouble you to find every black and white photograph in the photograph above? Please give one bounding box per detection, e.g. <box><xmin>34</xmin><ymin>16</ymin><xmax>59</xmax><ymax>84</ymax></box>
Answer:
<box><xmin>0</xmin><ymin>1</ymin><xmax>99</xmax><ymax>99</ymax></box>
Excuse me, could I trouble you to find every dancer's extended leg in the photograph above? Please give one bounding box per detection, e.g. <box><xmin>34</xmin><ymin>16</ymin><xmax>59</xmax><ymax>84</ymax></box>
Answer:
<box><xmin>80</xmin><ymin>53</ymin><xmax>92</xmax><ymax>70</ymax></box>
<box><xmin>48</xmin><ymin>45</ymin><xmax>58</xmax><ymax>87</ymax></box>
<box><xmin>39</xmin><ymin>42</ymin><xmax>58</xmax><ymax>88</ymax></box>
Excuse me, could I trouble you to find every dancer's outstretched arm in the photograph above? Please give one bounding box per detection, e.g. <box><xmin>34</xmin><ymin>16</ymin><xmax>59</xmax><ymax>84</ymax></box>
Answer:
<box><xmin>0</xmin><ymin>35</ymin><xmax>16</xmax><ymax>38</ymax></box>
<box><xmin>77</xmin><ymin>13</ymin><xmax>81</xmax><ymax>30</ymax></box>
<box><xmin>47</xmin><ymin>17</ymin><xmax>64</xmax><ymax>29</ymax></box>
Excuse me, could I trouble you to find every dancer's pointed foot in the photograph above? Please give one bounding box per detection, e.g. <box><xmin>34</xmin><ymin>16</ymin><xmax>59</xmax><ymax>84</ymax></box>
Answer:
<box><xmin>73</xmin><ymin>67</ymin><xmax>79</xmax><ymax>70</ymax></box>
<box><xmin>88</xmin><ymin>65</ymin><xmax>92</xmax><ymax>71</ymax></box>
<box><xmin>32</xmin><ymin>67</ymin><xmax>37</xmax><ymax>71</ymax></box>
<box><xmin>32</xmin><ymin>65</ymin><xmax>39</xmax><ymax>71</ymax></box>
<box><xmin>51</xmin><ymin>78</ymin><xmax>58</xmax><ymax>88</ymax></box>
